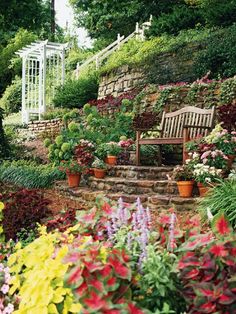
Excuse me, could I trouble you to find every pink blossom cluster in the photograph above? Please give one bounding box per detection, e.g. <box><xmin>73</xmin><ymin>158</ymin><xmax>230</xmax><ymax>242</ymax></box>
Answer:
<box><xmin>118</xmin><ymin>139</ymin><xmax>134</xmax><ymax>148</ymax></box>
<box><xmin>0</xmin><ymin>264</ymin><xmax>14</xmax><ymax>314</ymax></box>
<box><xmin>201</xmin><ymin>149</ymin><xmax>228</xmax><ymax>164</ymax></box>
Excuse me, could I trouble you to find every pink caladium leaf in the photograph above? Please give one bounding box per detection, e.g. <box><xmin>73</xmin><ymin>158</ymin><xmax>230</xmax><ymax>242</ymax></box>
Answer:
<box><xmin>212</xmin><ymin>212</ymin><xmax>232</xmax><ymax>236</ymax></box>
<box><xmin>218</xmin><ymin>290</ymin><xmax>236</xmax><ymax>305</ymax></box>
<box><xmin>209</xmin><ymin>244</ymin><xmax>228</xmax><ymax>257</ymax></box>
<box><xmin>108</xmin><ymin>257</ymin><xmax>131</xmax><ymax>280</ymax></box>
<box><xmin>83</xmin><ymin>291</ymin><xmax>107</xmax><ymax>310</ymax></box>
<box><xmin>127</xmin><ymin>303</ymin><xmax>145</xmax><ymax>314</ymax></box>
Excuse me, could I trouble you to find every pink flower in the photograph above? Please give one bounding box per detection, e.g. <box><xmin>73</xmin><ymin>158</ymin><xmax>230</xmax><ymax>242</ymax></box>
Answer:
<box><xmin>201</xmin><ymin>151</ymin><xmax>210</xmax><ymax>159</ymax></box>
<box><xmin>1</xmin><ymin>284</ymin><xmax>9</xmax><ymax>294</ymax></box>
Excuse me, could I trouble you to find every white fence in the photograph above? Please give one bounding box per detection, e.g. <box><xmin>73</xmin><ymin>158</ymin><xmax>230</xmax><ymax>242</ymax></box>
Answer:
<box><xmin>75</xmin><ymin>16</ymin><xmax>153</xmax><ymax>78</ymax></box>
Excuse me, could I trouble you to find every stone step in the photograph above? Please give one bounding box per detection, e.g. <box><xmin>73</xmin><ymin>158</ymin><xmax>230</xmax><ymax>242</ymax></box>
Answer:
<box><xmin>107</xmin><ymin>165</ymin><xmax>174</xmax><ymax>180</ymax></box>
<box><xmin>88</xmin><ymin>176</ymin><xmax>178</xmax><ymax>195</ymax></box>
<box><xmin>54</xmin><ymin>181</ymin><xmax>199</xmax><ymax>212</ymax></box>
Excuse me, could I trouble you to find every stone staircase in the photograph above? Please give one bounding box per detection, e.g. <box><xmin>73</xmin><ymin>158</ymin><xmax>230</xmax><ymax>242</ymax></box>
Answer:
<box><xmin>55</xmin><ymin>165</ymin><xmax>200</xmax><ymax>211</ymax></box>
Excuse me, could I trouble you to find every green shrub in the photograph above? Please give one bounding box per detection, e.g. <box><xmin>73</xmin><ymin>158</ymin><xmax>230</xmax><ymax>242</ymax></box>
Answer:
<box><xmin>0</xmin><ymin>160</ymin><xmax>65</xmax><ymax>189</ymax></box>
<box><xmin>200</xmin><ymin>0</ymin><xmax>236</xmax><ymax>27</ymax></box>
<box><xmin>0</xmin><ymin>108</ymin><xmax>10</xmax><ymax>159</ymax></box>
<box><xmin>147</xmin><ymin>5</ymin><xmax>203</xmax><ymax>36</ymax></box>
<box><xmin>0</xmin><ymin>77</ymin><xmax>21</xmax><ymax>114</ymax></box>
<box><xmin>41</xmin><ymin>108</ymin><xmax>71</xmax><ymax>120</ymax></box>
<box><xmin>53</xmin><ymin>72</ymin><xmax>99</xmax><ymax>109</ymax></box>
<box><xmin>198</xmin><ymin>179</ymin><xmax>236</xmax><ymax>228</ymax></box>
<box><xmin>194</xmin><ymin>24</ymin><xmax>236</xmax><ymax>78</ymax></box>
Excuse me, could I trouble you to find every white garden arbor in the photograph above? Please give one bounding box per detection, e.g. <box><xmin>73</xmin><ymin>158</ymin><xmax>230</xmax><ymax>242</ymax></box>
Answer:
<box><xmin>16</xmin><ymin>40</ymin><xmax>68</xmax><ymax>123</ymax></box>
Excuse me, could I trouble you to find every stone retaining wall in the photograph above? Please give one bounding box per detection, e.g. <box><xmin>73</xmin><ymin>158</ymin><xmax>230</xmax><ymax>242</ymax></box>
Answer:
<box><xmin>98</xmin><ymin>43</ymin><xmax>201</xmax><ymax>99</ymax></box>
<box><xmin>98</xmin><ymin>65</ymin><xmax>144</xmax><ymax>99</ymax></box>
<box><xmin>27</xmin><ymin>118</ymin><xmax>63</xmax><ymax>135</ymax></box>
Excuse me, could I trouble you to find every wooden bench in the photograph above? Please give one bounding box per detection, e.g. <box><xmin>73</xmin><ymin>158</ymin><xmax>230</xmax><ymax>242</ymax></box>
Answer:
<box><xmin>136</xmin><ymin>106</ymin><xmax>215</xmax><ymax>165</ymax></box>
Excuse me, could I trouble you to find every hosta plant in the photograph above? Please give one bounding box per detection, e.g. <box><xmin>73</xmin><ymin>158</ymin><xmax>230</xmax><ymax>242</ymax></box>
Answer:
<box><xmin>177</xmin><ymin>212</ymin><xmax>236</xmax><ymax>314</ymax></box>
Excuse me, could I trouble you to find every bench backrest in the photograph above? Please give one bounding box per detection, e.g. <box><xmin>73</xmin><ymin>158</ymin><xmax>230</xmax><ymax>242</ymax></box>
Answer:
<box><xmin>160</xmin><ymin>106</ymin><xmax>215</xmax><ymax>139</ymax></box>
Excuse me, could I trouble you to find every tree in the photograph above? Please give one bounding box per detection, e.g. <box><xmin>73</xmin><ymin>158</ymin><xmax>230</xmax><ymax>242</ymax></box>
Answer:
<box><xmin>0</xmin><ymin>0</ymin><xmax>52</xmax><ymax>45</ymax></box>
<box><xmin>69</xmin><ymin>0</ymin><xmax>183</xmax><ymax>42</ymax></box>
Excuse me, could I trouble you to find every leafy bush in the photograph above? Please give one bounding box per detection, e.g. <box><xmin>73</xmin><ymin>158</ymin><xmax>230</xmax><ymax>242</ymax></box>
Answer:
<box><xmin>134</xmin><ymin>247</ymin><xmax>186</xmax><ymax>313</ymax></box>
<box><xmin>194</xmin><ymin>24</ymin><xmax>236</xmax><ymax>78</ymax></box>
<box><xmin>53</xmin><ymin>72</ymin><xmax>99</xmax><ymax>109</ymax></box>
<box><xmin>0</xmin><ymin>160</ymin><xmax>65</xmax><ymax>188</ymax></box>
<box><xmin>0</xmin><ymin>108</ymin><xmax>10</xmax><ymax>159</ymax></box>
<box><xmin>148</xmin><ymin>5</ymin><xmax>203</xmax><ymax>36</ymax></box>
<box><xmin>200</xmin><ymin>0</ymin><xmax>236</xmax><ymax>27</ymax></box>
<box><xmin>0</xmin><ymin>77</ymin><xmax>21</xmax><ymax>114</ymax></box>
<box><xmin>41</xmin><ymin>107</ymin><xmax>71</xmax><ymax>120</ymax></box>
<box><xmin>1</xmin><ymin>189</ymin><xmax>50</xmax><ymax>240</ymax></box>
<box><xmin>8</xmin><ymin>228</ymin><xmax>82</xmax><ymax>313</ymax></box>
<box><xmin>198</xmin><ymin>179</ymin><xmax>236</xmax><ymax>228</ymax></box>
<box><xmin>178</xmin><ymin>212</ymin><xmax>236</xmax><ymax>313</ymax></box>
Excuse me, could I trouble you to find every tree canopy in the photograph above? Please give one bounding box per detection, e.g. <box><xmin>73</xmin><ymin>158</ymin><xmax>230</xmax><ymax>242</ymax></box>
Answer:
<box><xmin>69</xmin><ymin>0</ymin><xmax>182</xmax><ymax>42</ymax></box>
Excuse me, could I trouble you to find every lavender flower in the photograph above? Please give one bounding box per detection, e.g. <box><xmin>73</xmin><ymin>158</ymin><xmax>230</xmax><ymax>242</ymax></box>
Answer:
<box><xmin>167</xmin><ymin>213</ymin><xmax>177</xmax><ymax>252</ymax></box>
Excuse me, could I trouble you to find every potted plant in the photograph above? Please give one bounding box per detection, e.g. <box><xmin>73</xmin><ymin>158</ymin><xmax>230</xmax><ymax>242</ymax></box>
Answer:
<box><xmin>60</xmin><ymin>160</ymin><xmax>84</xmax><ymax>188</ymax></box>
<box><xmin>105</xmin><ymin>142</ymin><xmax>122</xmax><ymax>165</ymax></box>
<box><xmin>193</xmin><ymin>163</ymin><xmax>222</xmax><ymax>197</ymax></box>
<box><xmin>92</xmin><ymin>159</ymin><xmax>107</xmax><ymax>179</ymax></box>
<box><xmin>172</xmin><ymin>165</ymin><xmax>194</xmax><ymax>198</ymax></box>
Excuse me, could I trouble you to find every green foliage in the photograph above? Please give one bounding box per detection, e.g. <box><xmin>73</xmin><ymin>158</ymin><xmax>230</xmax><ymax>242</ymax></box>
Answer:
<box><xmin>0</xmin><ymin>29</ymin><xmax>37</xmax><ymax>95</ymax></box>
<box><xmin>198</xmin><ymin>179</ymin><xmax>236</xmax><ymax>228</ymax></box>
<box><xmin>0</xmin><ymin>77</ymin><xmax>21</xmax><ymax>114</ymax></box>
<box><xmin>0</xmin><ymin>108</ymin><xmax>10</xmax><ymax>159</ymax></box>
<box><xmin>100</xmin><ymin>28</ymin><xmax>211</xmax><ymax>75</ymax></box>
<box><xmin>148</xmin><ymin>4</ymin><xmax>203</xmax><ymax>36</ymax></box>
<box><xmin>194</xmin><ymin>24</ymin><xmax>236</xmax><ymax>78</ymax></box>
<box><xmin>199</xmin><ymin>0</ymin><xmax>236</xmax><ymax>27</ymax></box>
<box><xmin>53</xmin><ymin>72</ymin><xmax>99</xmax><ymax>109</ymax></box>
<box><xmin>134</xmin><ymin>247</ymin><xmax>186</xmax><ymax>313</ymax></box>
<box><xmin>70</xmin><ymin>0</ymin><xmax>175</xmax><ymax>42</ymax></box>
<box><xmin>41</xmin><ymin>108</ymin><xmax>71</xmax><ymax>120</ymax></box>
<box><xmin>0</xmin><ymin>160</ymin><xmax>65</xmax><ymax>189</ymax></box>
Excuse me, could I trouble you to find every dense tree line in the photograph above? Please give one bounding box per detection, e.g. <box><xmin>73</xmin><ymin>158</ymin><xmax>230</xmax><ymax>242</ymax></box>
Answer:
<box><xmin>70</xmin><ymin>0</ymin><xmax>236</xmax><ymax>45</ymax></box>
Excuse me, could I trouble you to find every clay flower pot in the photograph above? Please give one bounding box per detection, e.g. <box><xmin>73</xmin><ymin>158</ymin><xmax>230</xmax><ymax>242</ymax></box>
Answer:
<box><xmin>94</xmin><ymin>168</ymin><xmax>106</xmax><ymax>179</ymax></box>
<box><xmin>177</xmin><ymin>181</ymin><xmax>194</xmax><ymax>198</ymax></box>
<box><xmin>66</xmin><ymin>172</ymin><xmax>81</xmax><ymax>188</ymax></box>
<box><xmin>197</xmin><ymin>182</ymin><xmax>210</xmax><ymax>197</ymax></box>
<box><xmin>106</xmin><ymin>155</ymin><xmax>117</xmax><ymax>166</ymax></box>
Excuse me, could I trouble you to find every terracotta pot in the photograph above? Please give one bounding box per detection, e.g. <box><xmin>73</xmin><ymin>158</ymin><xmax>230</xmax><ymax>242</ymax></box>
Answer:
<box><xmin>227</xmin><ymin>155</ymin><xmax>235</xmax><ymax>170</ymax></box>
<box><xmin>94</xmin><ymin>168</ymin><xmax>106</xmax><ymax>179</ymax></box>
<box><xmin>197</xmin><ymin>182</ymin><xmax>210</xmax><ymax>197</ymax></box>
<box><xmin>66</xmin><ymin>172</ymin><xmax>81</xmax><ymax>188</ymax></box>
<box><xmin>106</xmin><ymin>155</ymin><xmax>117</xmax><ymax>165</ymax></box>
<box><xmin>177</xmin><ymin>181</ymin><xmax>194</xmax><ymax>198</ymax></box>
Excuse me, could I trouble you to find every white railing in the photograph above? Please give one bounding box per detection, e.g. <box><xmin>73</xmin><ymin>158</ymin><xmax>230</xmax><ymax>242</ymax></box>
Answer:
<box><xmin>75</xmin><ymin>16</ymin><xmax>152</xmax><ymax>78</ymax></box>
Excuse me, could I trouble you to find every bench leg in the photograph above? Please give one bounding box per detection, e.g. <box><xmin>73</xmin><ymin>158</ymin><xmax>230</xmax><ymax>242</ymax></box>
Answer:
<box><xmin>183</xmin><ymin>128</ymin><xmax>190</xmax><ymax>164</ymax></box>
<box><xmin>136</xmin><ymin>131</ymin><xmax>141</xmax><ymax>166</ymax></box>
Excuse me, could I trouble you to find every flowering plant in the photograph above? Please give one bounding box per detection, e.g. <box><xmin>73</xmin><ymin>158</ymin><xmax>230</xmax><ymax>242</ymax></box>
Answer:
<box><xmin>118</xmin><ymin>138</ymin><xmax>134</xmax><ymax>148</ymax></box>
<box><xmin>91</xmin><ymin>158</ymin><xmax>107</xmax><ymax>169</ymax></box>
<box><xmin>59</xmin><ymin>160</ymin><xmax>84</xmax><ymax>174</ymax></box>
<box><xmin>192</xmin><ymin>164</ymin><xmax>222</xmax><ymax>185</ymax></box>
<box><xmin>178</xmin><ymin>213</ymin><xmax>236</xmax><ymax>314</ymax></box>
<box><xmin>172</xmin><ymin>165</ymin><xmax>193</xmax><ymax>181</ymax></box>
<box><xmin>74</xmin><ymin>139</ymin><xmax>95</xmax><ymax>167</ymax></box>
<box><xmin>0</xmin><ymin>263</ymin><xmax>16</xmax><ymax>314</ymax></box>
<box><xmin>105</xmin><ymin>142</ymin><xmax>122</xmax><ymax>156</ymax></box>
<box><xmin>65</xmin><ymin>238</ymin><xmax>144</xmax><ymax>313</ymax></box>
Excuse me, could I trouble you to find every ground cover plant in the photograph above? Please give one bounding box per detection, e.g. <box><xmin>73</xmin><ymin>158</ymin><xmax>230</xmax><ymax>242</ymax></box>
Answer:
<box><xmin>0</xmin><ymin>160</ymin><xmax>65</xmax><ymax>189</ymax></box>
